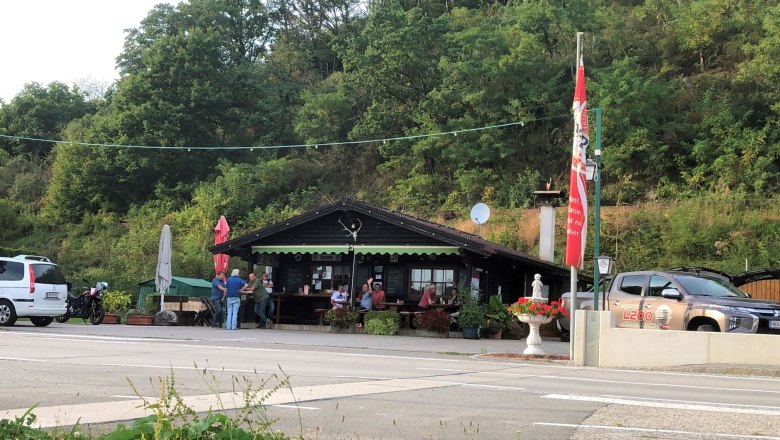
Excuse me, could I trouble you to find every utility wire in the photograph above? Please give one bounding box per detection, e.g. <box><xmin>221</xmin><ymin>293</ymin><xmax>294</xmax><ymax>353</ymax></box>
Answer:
<box><xmin>0</xmin><ymin>113</ymin><xmax>571</xmax><ymax>151</ymax></box>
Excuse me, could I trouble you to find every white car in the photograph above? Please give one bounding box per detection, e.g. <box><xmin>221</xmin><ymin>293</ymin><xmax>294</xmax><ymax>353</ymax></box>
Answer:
<box><xmin>0</xmin><ymin>255</ymin><xmax>68</xmax><ymax>326</ymax></box>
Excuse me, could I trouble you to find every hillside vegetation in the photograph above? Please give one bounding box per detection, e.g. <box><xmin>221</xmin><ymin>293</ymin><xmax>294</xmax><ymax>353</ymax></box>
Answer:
<box><xmin>0</xmin><ymin>0</ymin><xmax>778</xmax><ymax>290</ymax></box>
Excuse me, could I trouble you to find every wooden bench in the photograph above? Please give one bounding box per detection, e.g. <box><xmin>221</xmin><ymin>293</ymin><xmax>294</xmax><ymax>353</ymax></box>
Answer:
<box><xmin>399</xmin><ymin>311</ymin><xmax>422</xmax><ymax>329</ymax></box>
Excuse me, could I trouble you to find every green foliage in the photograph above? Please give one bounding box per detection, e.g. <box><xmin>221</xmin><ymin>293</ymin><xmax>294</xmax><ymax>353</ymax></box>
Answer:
<box><xmin>0</xmin><ymin>408</ymin><xmax>82</xmax><ymax>439</ymax></box>
<box><xmin>103</xmin><ymin>290</ymin><xmax>132</xmax><ymax>315</ymax></box>
<box><xmin>324</xmin><ymin>308</ymin><xmax>359</xmax><ymax>328</ymax></box>
<box><xmin>483</xmin><ymin>294</ymin><xmax>510</xmax><ymax>331</ymax></box>
<box><xmin>457</xmin><ymin>290</ymin><xmax>484</xmax><ymax>329</ymax></box>
<box><xmin>364</xmin><ymin>310</ymin><xmax>400</xmax><ymax>335</ymax></box>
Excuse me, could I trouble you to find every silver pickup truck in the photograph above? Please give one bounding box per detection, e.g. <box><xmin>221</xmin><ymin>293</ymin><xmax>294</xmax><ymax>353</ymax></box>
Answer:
<box><xmin>559</xmin><ymin>270</ymin><xmax>780</xmax><ymax>340</ymax></box>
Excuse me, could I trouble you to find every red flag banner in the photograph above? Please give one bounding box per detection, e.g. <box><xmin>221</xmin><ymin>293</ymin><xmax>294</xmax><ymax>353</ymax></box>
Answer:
<box><xmin>565</xmin><ymin>58</ymin><xmax>589</xmax><ymax>269</ymax></box>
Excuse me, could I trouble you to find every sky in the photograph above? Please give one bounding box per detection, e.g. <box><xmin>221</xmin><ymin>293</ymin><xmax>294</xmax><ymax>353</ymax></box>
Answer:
<box><xmin>0</xmin><ymin>0</ymin><xmax>175</xmax><ymax>103</ymax></box>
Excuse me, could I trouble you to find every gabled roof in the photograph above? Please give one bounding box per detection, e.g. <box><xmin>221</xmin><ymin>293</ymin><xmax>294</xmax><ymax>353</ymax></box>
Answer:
<box><xmin>210</xmin><ymin>197</ymin><xmax>580</xmax><ymax>277</ymax></box>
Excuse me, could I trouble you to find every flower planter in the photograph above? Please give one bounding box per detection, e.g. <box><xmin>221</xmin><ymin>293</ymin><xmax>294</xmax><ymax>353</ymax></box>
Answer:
<box><xmin>329</xmin><ymin>324</ymin><xmax>356</xmax><ymax>334</ymax></box>
<box><xmin>103</xmin><ymin>313</ymin><xmax>121</xmax><ymax>324</ymax></box>
<box><xmin>462</xmin><ymin>326</ymin><xmax>481</xmax><ymax>339</ymax></box>
<box><xmin>126</xmin><ymin>314</ymin><xmax>154</xmax><ymax>326</ymax></box>
<box><xmin>516</xmin><ymin>314</ymin><xmax>553</xmax><ymax>355</ymax></box>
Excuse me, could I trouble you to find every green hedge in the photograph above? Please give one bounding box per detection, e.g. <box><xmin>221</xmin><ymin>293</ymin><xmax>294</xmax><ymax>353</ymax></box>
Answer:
<box><xmin>364</xmin><ymin>310</ymin><xmax>400</xmax><ymax>335</ymax></box>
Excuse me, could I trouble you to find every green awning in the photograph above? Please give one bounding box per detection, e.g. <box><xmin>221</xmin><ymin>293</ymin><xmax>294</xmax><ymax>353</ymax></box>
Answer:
<box><xmin>354</xmin><ymin>245</ymin><xmax>459</xmax><ymax>256</ymax></box>
<box><xmin>252</xmin><ymin>244</ymin><xmax>460</xmax><ymax>256</ymax></box>
<box><xmin>252</xmin><ymin>245</ymin><xmax>350</xmax><ymax>254</ymax></box>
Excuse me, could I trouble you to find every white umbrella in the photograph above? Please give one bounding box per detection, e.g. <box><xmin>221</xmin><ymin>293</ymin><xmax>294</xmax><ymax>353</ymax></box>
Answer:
<box><xmin>155</xmin><ymin>224</ymin><xmax>173</xmax><ymax>311</ymax></box>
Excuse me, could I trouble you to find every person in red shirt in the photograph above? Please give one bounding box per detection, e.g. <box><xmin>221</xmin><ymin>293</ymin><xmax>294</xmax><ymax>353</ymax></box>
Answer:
<box><xmin>371</xmin><ymin>283</ymin><xmax>386</xmax><ymax>310</ymax></box>
<box><xmin>417</xmin><ymin>283</ymin><xmax>436</xmax><ymax>310</ymax></box>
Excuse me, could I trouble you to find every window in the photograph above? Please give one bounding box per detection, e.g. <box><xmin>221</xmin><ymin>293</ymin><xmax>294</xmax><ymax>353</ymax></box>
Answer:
<box><xmin>410</xmin><ymin>268</ymin><xmax>455</xmax><ymax>297</ymax></box>
<box><xmin>311</xmin><ymin>264</ymin><xmax>350</xmax><ymax>292</ymax></box>
<box><xmin>0</xmin><ymin>261</ymin><xmax>24</xmax><ymax>281</ymax></box>
<box><xmin>649</xmin><ymin>275</ymin><xmax>673</xmax><ymax>297</ymax></box>
<box><xmin>619</xmin><ymin>275</ymin><xmax>645</xmax><ymax>296</ymax></box>
<box><xmin>32</xmin><ymin>264</ymin><xmax>67</xmax><ymax>285</ymax></box>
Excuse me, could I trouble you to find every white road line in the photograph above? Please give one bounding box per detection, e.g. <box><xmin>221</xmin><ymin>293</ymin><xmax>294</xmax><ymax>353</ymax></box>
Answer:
<box><xmin>416</xmin><ymin>367</ymin><xmax>470</xmax><ymax>372</ymax></box>
<box><xmin>534</xmin><ymin>422</ymin><xmax>780</xmax><ymax>439</ymax></box>
<box><xmin>541</xmin><ymin>394</ymin><xmax>780</xmax><ymax>416</ymax></box>
<box><xmin>0</xmin><ymin>357</ymin><xmax>261</xmax><ymax>374</ymax></box>
<box><xmin>459</xmin><ymin>384</ymin><xmax>525</xmax><ymax>391</ymax></box>
<box><xmin>601</xmin><ymin>394</ymin><xmax>780</xmax><ymax>411</ymax></box>
<box><xmin>536</xmin><ymin>375</ymin><xmax>780</xmax><ymax>394</ymax></box>
<box><xmin>271</xmin><ymin>404</ymin><xmax>319</xmax><ymax>410</ymax></box>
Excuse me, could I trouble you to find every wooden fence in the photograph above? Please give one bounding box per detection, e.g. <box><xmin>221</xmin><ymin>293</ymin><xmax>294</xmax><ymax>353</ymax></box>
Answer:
<box><xmin>739</xmin><ymin>279</ymin><xmax>780</xmax><ymax>303</ymax></box>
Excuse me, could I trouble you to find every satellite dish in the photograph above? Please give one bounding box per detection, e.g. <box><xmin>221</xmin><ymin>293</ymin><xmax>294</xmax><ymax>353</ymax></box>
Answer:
<box><xmin>470</xmin><ymin>203</ymin><xmax>491</xmax><ymax>225</ymax></box>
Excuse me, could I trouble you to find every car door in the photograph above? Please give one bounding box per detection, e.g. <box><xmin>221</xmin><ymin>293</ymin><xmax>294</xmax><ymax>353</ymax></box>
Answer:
<box><xmin>610</xmin><ymin>274</ymin><xmax>647</xmax><ymax>328</ymax></box>
<box><xmin>0</xmin><ymin>260</ymin><xmax>27</xmax><ymax>302</ymax></box>
<box><xmin>642</xmin><ymin>274</ymin><xmax>686</xmax><ymax>330</ymax></box>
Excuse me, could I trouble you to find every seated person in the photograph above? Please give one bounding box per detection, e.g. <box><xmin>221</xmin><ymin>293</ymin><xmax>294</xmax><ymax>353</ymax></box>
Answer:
<box><xmin>330</xmin><ymin>284</ymin><xmax>349</xmax><ymax>309</ymax></box>
<box><xmin>371</xmin><ymin>283</ymin><xmax>386</xmax><ymax>310</ymax></box>
<box><xmin>358</xmin><ymin>278</ymin><xmax>373</xmax><ymax>311</ymax></box>
<box><xmin>448</xmin><ymin>287</ymin><xmax>461</xmax><ymax>305</ymax></box>
<box><xmin>417</xmin><ymin>283</ymin><xmax>436</xmax><ymax>310</ymax></box>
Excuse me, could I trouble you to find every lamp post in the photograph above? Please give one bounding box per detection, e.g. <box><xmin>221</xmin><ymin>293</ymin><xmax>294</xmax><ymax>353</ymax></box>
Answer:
<box><xmin>595</xmin><ymin>255</ymin><xmax>613</xmax><ymax>311</ymax></box>
<box><xmin>592</xmin><ymin>108</ymin><xmax>603</xmax><ymax>310</ymax></box>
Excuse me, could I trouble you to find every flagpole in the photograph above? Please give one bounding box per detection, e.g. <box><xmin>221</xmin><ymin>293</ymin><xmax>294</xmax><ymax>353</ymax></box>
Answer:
<box><xmin>569</xmin><ymin>31</ymin><xmax>584</xmax><ymax>361</ymax></box>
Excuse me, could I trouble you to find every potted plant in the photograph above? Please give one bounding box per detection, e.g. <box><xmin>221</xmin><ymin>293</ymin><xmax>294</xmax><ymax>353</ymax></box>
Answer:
<box><xmin>508</xmin><ymin>297</ymin><xmax>568</xmax><ymax>354</ymax></box>
<box><xmin>413</xmin><ymin>309</ymin><xmax>450</xmax><ymax>337</ymax></box>
<box><xmin>102</xmin><ymin>290</ymin><xmax>132</xmax><ymax>324</ymax></box>
<box><xmin>325</xmin><ymin>308</ymin><xmax>359</xmax><ymax>333</ymax></box>
<box><xmin>126</xmin><ymin>295</ymin><xmax>157</xmax><ymax>326</ymax></box>
<box><xmin>483</xmin><ymin>294</ymin><xmax>510</xmax><ymax>339</ymax></box>
<box><xmin>457</xmin><ymin>292</ymin><xmax>484</xmax><ymax>339</ymax></box>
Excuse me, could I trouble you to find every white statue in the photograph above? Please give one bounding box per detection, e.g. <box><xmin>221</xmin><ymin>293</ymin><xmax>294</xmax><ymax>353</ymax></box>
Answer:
<box><xmin>531</xmin><ymin>274</ymin><xmax>543</xmax><ymax>299</ymax></box>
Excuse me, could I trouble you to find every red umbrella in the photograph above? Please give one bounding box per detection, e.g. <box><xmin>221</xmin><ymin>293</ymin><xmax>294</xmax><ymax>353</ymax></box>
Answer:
<box><xmin>213</xmin><ymin>215</ymin><xmax>230</xmax><ymax>275</ymax></box>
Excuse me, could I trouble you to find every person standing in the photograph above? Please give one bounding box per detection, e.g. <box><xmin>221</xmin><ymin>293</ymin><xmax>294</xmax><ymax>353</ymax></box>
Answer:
<box><xmin>210</xmin><ymin>271</ymin><xmax>226</xmax><ymax>327</ymax></box>
<box><xmin>251</xmin><ymin>273</ymin><xmax>271</xmax><ymax>328</ymax></box>
<box><xmin>261</xmin><ymin>272</ymin><xmax>275</xmax><ymax>325</ymax></box>
<box><xmin>225</xmin><ymin>268</ymin><xmax>246</xmax><ymax>330</ymax></box>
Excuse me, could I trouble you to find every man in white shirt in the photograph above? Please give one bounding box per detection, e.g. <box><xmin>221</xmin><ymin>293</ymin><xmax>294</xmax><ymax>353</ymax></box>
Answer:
<box><xmin>330</xmin><ymin>284</ymin><xmax>349</xmax><ymax>309</ymax></box>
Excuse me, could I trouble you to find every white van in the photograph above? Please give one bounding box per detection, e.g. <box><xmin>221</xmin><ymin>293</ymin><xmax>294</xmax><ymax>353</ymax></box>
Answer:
<box><xmin>0</xmin><ymin>255</ymin><xmax>68</xmax><ymax>326</ymax></box>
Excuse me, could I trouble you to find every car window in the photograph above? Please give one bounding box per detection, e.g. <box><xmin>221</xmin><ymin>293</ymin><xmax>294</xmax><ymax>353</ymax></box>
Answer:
<box><xmin>649</xmin><ymin>275</ymin><xmax>674</xmax><ymax>297</ymax></box>
<box><xmin>672</xmin><ymin>274</ymin><xmax>743</xmax><ymax>297</ymax></box>
<box><xmin>0</xmin><ymin>261</ymin><xmax>25</xmax><ymax>281</ymax></box>
<box><xmin>619</xmin><ymin>275</ymin><xmax>645</xmax><ymax>296</ymax></box>
<box><xmin>32</xmin><ymin>264</ymin><xmax>67</xmax><ymax>285</ymax></box>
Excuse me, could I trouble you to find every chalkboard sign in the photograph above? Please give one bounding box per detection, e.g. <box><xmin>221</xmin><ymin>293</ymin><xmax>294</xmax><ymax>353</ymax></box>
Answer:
<box><xmin>283</xmin><ymin>265</ymin><xmax>305</xmax><ymax>293</ymax></box>
<box><xmin>384</xmin><ymin>266</ymin><xmax>404</xmax><ymax>298</ymax></box>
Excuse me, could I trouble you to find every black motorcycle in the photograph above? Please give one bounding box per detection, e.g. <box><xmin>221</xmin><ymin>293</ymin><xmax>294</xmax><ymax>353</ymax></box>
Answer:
<box><xmin>55</xmin><ymin>282</ymin><xmax>107</xmax><ymax>325</ymax></box>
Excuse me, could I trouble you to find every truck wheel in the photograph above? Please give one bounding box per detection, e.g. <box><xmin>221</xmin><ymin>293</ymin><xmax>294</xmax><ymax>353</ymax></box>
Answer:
<box><xmin>695</xmin><ymin>324</ymin><xmax>716</xmax><ymax>332</ymax></box>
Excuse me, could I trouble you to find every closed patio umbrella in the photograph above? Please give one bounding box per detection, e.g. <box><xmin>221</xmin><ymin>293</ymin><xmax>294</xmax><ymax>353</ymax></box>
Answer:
<box><xmin>156</xmin><ymin>224</ymin><xmax>173</xmax><ymax>311</ymax></box>
<box><xmin>213</xmin><ymin>215</ymin><xmax>230</xmax><ymax>275</ymax></box>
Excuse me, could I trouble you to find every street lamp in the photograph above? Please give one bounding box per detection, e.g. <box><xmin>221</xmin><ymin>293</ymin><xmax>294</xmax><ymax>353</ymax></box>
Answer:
<box><xmin>585</xmin><ymin>159</ymin><xmax>597</xmax><ymax>181</ymax></box>
<box><xmin>595</xmin><ymin>255</ymin><xmax>613</xmax><ymax>311</ymax></box>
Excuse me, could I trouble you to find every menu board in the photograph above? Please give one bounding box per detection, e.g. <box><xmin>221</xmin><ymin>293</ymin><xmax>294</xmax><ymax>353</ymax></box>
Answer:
<box><xmin>283</xmin><ymin>266</ymin><xmax>304</xmax><ymax>293</ymax></box>
<box><xmin>384</xmin><ymin>266</ymin><xmax>404</xmax><ymax>298</ymax></box>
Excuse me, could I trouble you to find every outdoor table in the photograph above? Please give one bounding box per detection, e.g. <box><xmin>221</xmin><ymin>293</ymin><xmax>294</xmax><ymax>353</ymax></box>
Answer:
<box><xmin>379</xmin><ymin>301</ymin><xmax>414</xmax><ymax>313</ymax></box>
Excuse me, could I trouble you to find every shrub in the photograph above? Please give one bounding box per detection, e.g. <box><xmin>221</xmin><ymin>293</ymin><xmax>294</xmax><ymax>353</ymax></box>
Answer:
<box><xmin>103</xmin><ymin>290</ymin><xmax>132</xmax><ymax>314</ymax></box>
<box><xmin>324</xmin><ymin>308</ymin><xmax>359</xmax><ymax>328</ymax></box>
<box><xmin>364</xmin><ymin>311</ymin><xmax>400</xmax><ymax>335</ymax></box>
<box><xmin>413</xmin><ymin>309</ymin><xmax>450</xmax><ymax>333</ymax></box>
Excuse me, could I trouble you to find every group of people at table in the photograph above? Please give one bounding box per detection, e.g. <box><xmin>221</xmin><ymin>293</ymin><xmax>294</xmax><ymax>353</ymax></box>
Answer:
<box><xmin>211</xmin><ymin>269</ymin><xmax>462</xmax><ymax>330</ymax></box>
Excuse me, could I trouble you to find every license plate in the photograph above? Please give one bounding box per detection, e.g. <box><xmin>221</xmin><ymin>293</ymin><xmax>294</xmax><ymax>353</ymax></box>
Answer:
<box><xmin>45</xmin><ymin>292</ymin><xmax>59</xmax><ymax>299</ymax></box>
<box><xmin>770</xmin><ymin>321</ymin><xmax>780</xmax><ymax>330</ymax></box>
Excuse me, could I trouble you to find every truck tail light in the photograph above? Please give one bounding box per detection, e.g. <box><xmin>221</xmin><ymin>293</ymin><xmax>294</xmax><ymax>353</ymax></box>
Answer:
<box><xmin>29</xmin><ymin>265</ymin><xmax>36</xmax><ymax>293</ymax></box>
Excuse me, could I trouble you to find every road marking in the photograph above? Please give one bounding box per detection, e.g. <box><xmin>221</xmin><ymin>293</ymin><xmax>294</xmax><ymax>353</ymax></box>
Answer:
<box><xmin>534</xmin><ymin>422</ymin><xmax>780</xmax><ymax>439</ymax></box>
<box><xmin>0</xmin><ymin>356</ymin><xmax>261</xmax><ymax>374</ymax></box>
<box><xmin>535</xmin><ymin>375</ymin><xmax>780</xmax><ymax>394</ymax></box>
<box><xmin>459</xmin><ymin>384</ymin><xmax>525</xmax><ymax>391</ymax></box>
<box><xmin>541</xmin><ymin>394</ymin><xmax>780</xmax><ymax>416</ymax></box>
<box><xmin>271</xmin><ymin>404</ymin><xmax>318</xmax><ymax>410</ymax></box>
<box><xmin>601</xmin><ymin>394</ymin><xmax>780</xmax><ymax>411</ymax></box>
<box><xmin>416</xmin><ymin>367</ymin><xmax>470</xmax><ymax>372</ymax></box>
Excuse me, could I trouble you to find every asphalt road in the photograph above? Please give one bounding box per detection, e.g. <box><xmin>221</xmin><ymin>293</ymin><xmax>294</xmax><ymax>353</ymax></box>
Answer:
<box><xmin>0</xmin><ymin>322</ymin><xmax>778</xmax><ymax>439</ymax></box>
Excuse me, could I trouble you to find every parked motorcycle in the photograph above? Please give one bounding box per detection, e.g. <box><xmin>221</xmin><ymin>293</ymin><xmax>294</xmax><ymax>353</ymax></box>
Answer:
<box><xmin>55</xmin><ymin>281</ymin><xmax>107</xmax><ymax>325</ymax></box>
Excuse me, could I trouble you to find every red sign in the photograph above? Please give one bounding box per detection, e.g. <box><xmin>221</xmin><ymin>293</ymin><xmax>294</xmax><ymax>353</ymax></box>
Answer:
<box><xmin>565</xmin><ymin>59</ymin><xmax>589</xmax><ymax>269</ymax></box>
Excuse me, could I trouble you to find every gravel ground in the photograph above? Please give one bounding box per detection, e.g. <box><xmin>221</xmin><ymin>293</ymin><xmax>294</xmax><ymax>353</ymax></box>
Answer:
<box><xmin>571</xmin><ymin>406</ymin><xmax>780</xmax><ymax>439</ymax></box>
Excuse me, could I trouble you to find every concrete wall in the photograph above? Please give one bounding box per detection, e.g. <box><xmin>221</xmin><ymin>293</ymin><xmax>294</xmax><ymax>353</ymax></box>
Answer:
<box><xmin>573</xmin><ymin>310</ymin><xmax>780</xmax><ymax>368</ymax></box>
